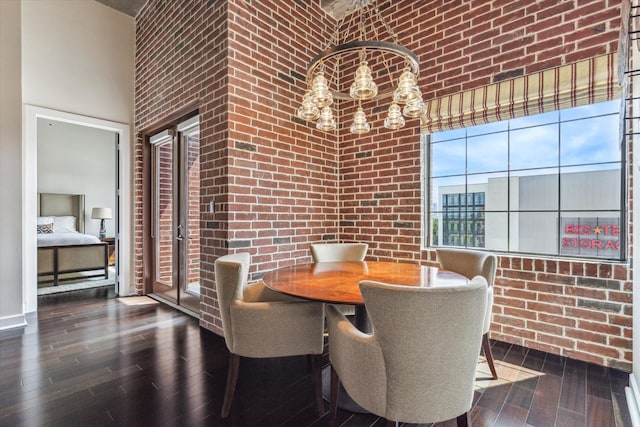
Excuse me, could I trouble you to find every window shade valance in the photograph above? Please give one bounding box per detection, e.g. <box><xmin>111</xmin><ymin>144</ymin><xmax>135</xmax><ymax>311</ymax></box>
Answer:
<box><xmin>420</xmin><ymin>53</ymin><xmax>621</xmax><ymax>134</ymax></box>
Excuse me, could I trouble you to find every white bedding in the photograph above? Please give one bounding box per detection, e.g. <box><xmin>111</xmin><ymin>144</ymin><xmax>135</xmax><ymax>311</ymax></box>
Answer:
<box><xmin>37</xmin><ymin>232</ymin><xmax>101</xmax><ymax>247</ymax></box>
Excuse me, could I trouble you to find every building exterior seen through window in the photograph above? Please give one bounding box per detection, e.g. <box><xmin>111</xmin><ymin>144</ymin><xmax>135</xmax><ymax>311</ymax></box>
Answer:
<box><xmin>441</xmin><ymin>192</ymin><xmax>485</xmax><ymax>247</ymax></box>
<box><xmin>426</xmin><ymin>100</ymin><xmax>623</xmax><ymax>260</ymax></box>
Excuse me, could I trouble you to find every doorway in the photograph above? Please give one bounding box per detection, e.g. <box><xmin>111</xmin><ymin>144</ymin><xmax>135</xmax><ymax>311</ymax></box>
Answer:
<box><xmin>147</xmin><ymin>115</ymin><xmax>201</xmax><ymax>316</ymax></box>
<box><xmin>24</xmin><ymin>106</ymin><xmax>132</xmax><ymax>313</ymax></box>
<box><xmin>36</xmin><ymin>119</ymin><xmax>119</xmax><ymax>295</ymax></box>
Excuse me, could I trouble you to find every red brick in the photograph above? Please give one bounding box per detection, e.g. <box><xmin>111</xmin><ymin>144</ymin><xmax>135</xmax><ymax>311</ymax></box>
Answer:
<box><xmin>564</xmin><ymin>349</ymin><xmax>605</xmax><ymax>366</ymax></box>
<box><xmin>134</xmin><ymin>0</ymin><xmax>625</xmax><ymax>369</ymax></box>
<box><xmin>527</xmin><ymin>320</ymin><xmax>563</xmax><ymax>336</ymax></box>
<box><xmin>538</xmin><ymin>313</ymin><xmax>576</xmax><ymax>328</ymax></box>
<box><xmin>565</xmin><ymin>328</ymin><xmax>607</xmax><ymax>345</ymax></box>
<box><xmin>527</xmin><ymin>301</ymin><xmax>564</xmax><ymax>315</ymax></box>
<box><xmin>575</xmin><ymin>342</ymin><xmax>622</xmax><ymax>359</ymax></box>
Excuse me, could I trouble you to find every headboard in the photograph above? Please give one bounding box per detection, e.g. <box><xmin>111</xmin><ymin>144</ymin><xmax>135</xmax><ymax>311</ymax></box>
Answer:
<box><xmin>38</xmin><ymin>193</ymin><xmax>85</xmax><ymax>233</ymax></box>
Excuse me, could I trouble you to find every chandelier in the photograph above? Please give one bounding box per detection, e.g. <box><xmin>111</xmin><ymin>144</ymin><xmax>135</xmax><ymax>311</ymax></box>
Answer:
<box><xmin>297</xmin><ymin>0</ymin><xmax>423</xmax><ymax>134</ymax></box>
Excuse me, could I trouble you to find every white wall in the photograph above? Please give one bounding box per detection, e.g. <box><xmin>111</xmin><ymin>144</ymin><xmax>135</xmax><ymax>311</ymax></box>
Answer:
<box><xmin>0</xmin><ymin>0</ymin><xmax>26</xmax><ymax>329</ymax></box>
<box><xmin>22</xmin><ymin>0</ymin><xmax>134</xmax><ymax>124</ymax></box>
<box><xmin>20</xmin><ymin>0</ymin><xmax>135</xmax><ymax>312</ymax></box>
<box><xmin>37</xmin><ymin>119</ymin><xmax>116</xmax><ymax>238</ymax></box>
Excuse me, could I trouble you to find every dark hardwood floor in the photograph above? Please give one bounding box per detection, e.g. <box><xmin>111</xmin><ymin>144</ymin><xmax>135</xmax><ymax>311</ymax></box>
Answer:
<box><xmin>0</xmin><ymin>287</ymin><xmax>633</xmax><ymax>427</ymax></box>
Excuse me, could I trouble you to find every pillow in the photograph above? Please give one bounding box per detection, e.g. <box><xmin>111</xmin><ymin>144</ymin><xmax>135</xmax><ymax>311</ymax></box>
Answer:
<box><xmin>52</xmin><ymin>216</ymin><xmax>76</xmax><ymax>233</ymax></box>
<box><xmin>37</xmin><ymin>216</ymin><xmax>54</xmax><ymax>225</ymax></box>
<box><xmin>37</xmin><ymin>223</ymin><xmax>54</xmax><ymax>234</ymax></box>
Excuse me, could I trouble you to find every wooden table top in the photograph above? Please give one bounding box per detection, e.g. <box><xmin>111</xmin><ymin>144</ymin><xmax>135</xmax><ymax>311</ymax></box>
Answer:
<box><xmin>262</xmin><ymin>261</ymin><xmax>469</xmax><ymax>305</ymax></box>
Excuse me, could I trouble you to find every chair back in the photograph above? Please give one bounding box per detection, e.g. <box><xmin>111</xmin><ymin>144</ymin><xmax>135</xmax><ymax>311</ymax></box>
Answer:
<box><xmin>436</xmin><ymin>247</ymin><xmax>496</xmax><ymax>285</ymax></box>
<box><xmin>359</xmin><ymin>277</ymin><xmax>487</xmax><ymax>423</ymax></box>
<box><xmin>214</xmin><ymin>252</ymin><xmax>251</xmax><ymax>352</ymax></box>
<box><xmin>436</xmin><ymin>247</ymin><xmax>497</xmax><ymax>333</ymax></box>
<box><xmin>310</xmin><ymin>243</ymin><xmax>368</xmax><ymax>262</ymax></box>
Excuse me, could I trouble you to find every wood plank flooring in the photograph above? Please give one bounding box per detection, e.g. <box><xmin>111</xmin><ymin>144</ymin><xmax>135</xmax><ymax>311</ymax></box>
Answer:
<box><xmin>0</xmin><ymin>287</ymin><xmax>633</xmax><ymax>427</ymax></box>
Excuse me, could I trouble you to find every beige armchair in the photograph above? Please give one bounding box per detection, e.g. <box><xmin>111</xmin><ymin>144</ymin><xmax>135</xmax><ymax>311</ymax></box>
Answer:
<box><xmin>436</xmin><ymin>247</ymin><xmax>498</xmax><ymax>379</ymax></box>
<box><xmin>310</xmin><ymin>242</ymin><xmax>369</xmax><ymax>263</ymax></box>
<box><xmin>327</xmin><ymin>278</ymin><xmax>488</xmax><ymax>426</ymax></box>
<box><xmin>215</xmin><ymin>253</ymin><xmax>326</xmax><ymax>418</ymax></box>
<box><xmin>310</xmin><ymin>242</ymin><xmax>368</xmax><ymax>316</ymax></box>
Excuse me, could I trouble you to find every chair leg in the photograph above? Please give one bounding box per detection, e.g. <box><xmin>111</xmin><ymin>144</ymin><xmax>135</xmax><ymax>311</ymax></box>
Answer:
<box><xmin>482</xmin><ymin>333</ymin><xmax>498</xmax><ymax>379</ymax></box>
<box><xmin>456</xmin><ymin>412</ymin><xmax>470</xmax><ymax>427</ymax></box>
<box><xmin>311</xmin><ymin>354</ymin><xmax>325</xmax><ymax>415</ymax></box>
<box><xmin>221</xmin><ymin>353</ymin><xmax>240</xmax><ymax>418</ymax></box>
<box><xmin>329</xmin><ymin>365</ymin><xmax>340</xmax><ymax>426</ymax></box>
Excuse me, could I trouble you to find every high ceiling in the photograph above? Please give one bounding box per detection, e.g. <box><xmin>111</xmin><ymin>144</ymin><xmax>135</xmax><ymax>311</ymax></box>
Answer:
<box><xmin>321</xmin><ymin>0</ymin><xmax>370</xmax><ymax>20</ymax></box>
<box><xmin>95</xmin><ymin>0</ymin><xmax>147</xmax><ymax>17</ymax></box>
<box><xmin>95</xmin><ymin>0</ymin><xmax>356</xmax><ymax>20</ymax></box>
<box><xmin>94</xmin><ymin>0</ymin><xmax>358</xmax><ymax>20</ymax></box>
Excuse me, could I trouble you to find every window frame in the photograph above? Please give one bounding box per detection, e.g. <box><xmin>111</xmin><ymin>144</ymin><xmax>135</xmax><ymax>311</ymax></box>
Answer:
<box><xmin>423</xmin><ymin>100</ymin><xmax>627</xmax><ymax>261</ymax></box>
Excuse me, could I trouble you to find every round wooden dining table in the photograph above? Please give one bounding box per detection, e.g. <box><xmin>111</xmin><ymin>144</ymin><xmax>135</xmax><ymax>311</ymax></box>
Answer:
<box><xmin>263</xmin><ymin>260</ymin><xmax>469</xmax><ymax>333</ymax></box>
<box><xmin>263</xmin><ymin>260</ymin><xmax>470</xmax><ymax>412</ymax></box>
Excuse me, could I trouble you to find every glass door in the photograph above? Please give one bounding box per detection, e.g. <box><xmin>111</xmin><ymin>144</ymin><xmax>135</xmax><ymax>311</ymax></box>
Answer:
<box><xmin>178</xmin><ymin>117</ymin><xmax>201</xmax><ymax>312</ymax></box>
<box><xmin>149</xmin><ymin>116</ymin><xmax>200</xmax><ymax>315</ymax></box>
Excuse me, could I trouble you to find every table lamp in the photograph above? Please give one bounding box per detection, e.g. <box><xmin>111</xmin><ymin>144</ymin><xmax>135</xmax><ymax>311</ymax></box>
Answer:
<box><xmin>91</xmin><ymin>207</ymin><xmax>112</xmax><ymax>239</ymax></box>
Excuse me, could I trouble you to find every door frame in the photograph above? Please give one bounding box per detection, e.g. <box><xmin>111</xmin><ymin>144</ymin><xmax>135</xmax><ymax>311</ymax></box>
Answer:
<box><xmin>23</xmin><ymin>105</ymin><xmax>132</xmax><ymax>312</ymax></box>
<box><xmin>144</xmin><ymin>114</ymin><xmax>201</xmax><ymax>315</ymax></box>
<box><xmin>141</xmin><ymin>108</ymin><xmax>200</xmax><ymax>315</ymax></box>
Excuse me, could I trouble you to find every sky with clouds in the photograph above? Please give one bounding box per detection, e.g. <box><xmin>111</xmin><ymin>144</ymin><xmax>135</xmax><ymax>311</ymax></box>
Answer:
<box><xmin>428</xmin><ymin>100</ymin><xmax>621</xmax><ymax>207</ymax></box>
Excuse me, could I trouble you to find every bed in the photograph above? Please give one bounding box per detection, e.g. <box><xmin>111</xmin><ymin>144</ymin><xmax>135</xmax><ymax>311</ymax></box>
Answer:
<box><xmin>37</xmin><ymin>193</ymin><xmax>108</xmax><ymax>286</ymax></box>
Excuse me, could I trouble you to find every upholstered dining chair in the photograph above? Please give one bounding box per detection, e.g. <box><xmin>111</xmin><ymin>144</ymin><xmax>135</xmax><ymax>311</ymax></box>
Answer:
<box><xmin>214</xmin><ymin>252</ymin><xmax>326</xmax><ymax>418</ymax></box>
<box><xmin>310</xmin><ymin>242</ymin><xmax>368</xmax><ymax>316</ymax></box>
<box><xmin>310</xmin><ymin>242</ymin><xmax>369</xmax><ymax>263</ymax></box>
<box><xmin>327</xmin><ymin>278</ymin><xmax>488</xmax><ymax>426</ymax></box>
<box><xmin>436</xmin><ymin>247</ymin><xmax>498</xmax><ymax>379</ymax></box>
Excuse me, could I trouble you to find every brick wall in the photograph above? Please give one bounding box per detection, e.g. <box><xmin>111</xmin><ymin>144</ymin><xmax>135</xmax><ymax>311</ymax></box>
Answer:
<box><xmin>337</xmin><ymin>1</ymin><xmax>629</xmax><ymax>370</ymax></box>
<box><xmin>135</xmin><ymin>0</ymin><xmax>229</xmax><ymax>330</ymax></box>
<box><xmin>135</xmin><ymin>0</ymin><xmax>336</xmax><ymax>333</ymax></box>
<box><xmin>135</xmin><ymin>0</ymin><xmax>631</xmax><ymax>369</ymax></box>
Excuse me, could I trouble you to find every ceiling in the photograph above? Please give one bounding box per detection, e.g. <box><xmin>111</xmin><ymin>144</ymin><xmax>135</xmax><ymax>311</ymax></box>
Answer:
<box><xmin>321</xmin><ymin>0</ymin><xmax>370</xmax><ymax>20</ymax></box>
<box><xmin>95</xmin><ymin>0</ymin><xmax>147</xmax><ymax>17</ymax></box>
<box><xmin>95</xmin><ymin>0</ymin><xmax>359</xmax><ymax>20</ymax></box>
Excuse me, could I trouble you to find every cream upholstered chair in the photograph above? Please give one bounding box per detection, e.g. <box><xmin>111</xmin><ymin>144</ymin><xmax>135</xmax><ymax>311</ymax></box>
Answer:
<box><xmin>310</xmin><ymin>243</ymin><xmax>368</xmax><ymax>316</ymax></box>
<box><xmin>310</xmin><ymin>242</ymin><xmax>369</xmax><ymax>263</ymax></box>
<box><xmin>215</xmin><ymin>253</ymin><xmax>326</xmax><ymax>418</ymax></box>
<box><xmin>436</xmin><ymin>247</ymin><xmax>498</xmax><ymax>379</ymax></box>
<box><xmin>327</xmin><ymin>278</ymin><xmax>488</xmax><ymax>426</ymax></box>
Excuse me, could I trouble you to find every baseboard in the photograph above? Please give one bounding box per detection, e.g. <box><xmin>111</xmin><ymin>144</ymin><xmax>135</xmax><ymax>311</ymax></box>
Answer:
<box><xmin>626</xmin><ymin>373</ymin><xmax>640</xmax><ymax>427</ymax></box>
<box><xmin>0</xmin><ymin>313</ymin><xmax>27</xmax><ymax>330</ymax></box>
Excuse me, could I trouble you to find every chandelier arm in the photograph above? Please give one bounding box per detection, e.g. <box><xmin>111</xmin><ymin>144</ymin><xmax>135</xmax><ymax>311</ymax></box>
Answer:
<box><xmin>369</xmin><ymin>7</ymin><xmax>382</xmax><ymax>42</ymax></box>
<box><xmin>358</xmin><ymin>4</ymin><xmax>367</xmax><ymax>41</ymax></box>
<box><xmin>365</xmin><ymin>4</ymin><xmax>377</xmax><ymax>40</ymax></box>
<box><xmin>342</xmin><ymin>5</ymin><xmax>359</xmax><ymax>45</ymax></box>
<box><xmin>380</xmin><ymin>50</ymin><xmax>394</xmax><ymax>84</ymax></box>
<box><xmin>327</xmin><ymin>54</ymin><xmax>340</xmax><ymax>92</ymax></box>
<box><xmin>375</xmin><ymin>5</ymin><xmax>400</xmax><ymax>45</ymax></box>
<box><xmin>325</xmin><ymin>18</ymin><xmax>344</xmax><ymax>52</ymax></box>
<box><xmin>300</xmin><ymin>0</ymin><xmax>421</xmax><ymax>133</ymax></box>
<box><xmin>306</xmin><ymin>40</ymin><xmax>419</xmax><ymax>100</ymax></box>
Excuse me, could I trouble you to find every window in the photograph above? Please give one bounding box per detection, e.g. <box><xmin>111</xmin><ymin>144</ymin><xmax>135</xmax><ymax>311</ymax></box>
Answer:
<box><xmin>441</xmin><ymin>192</ymin><xmax>485</xmax><ymax>247</ymax></box>
<box><xmin>425</xmin><ymin>100</ymin><xmax>624</xmax><ymax>260</ymax></box>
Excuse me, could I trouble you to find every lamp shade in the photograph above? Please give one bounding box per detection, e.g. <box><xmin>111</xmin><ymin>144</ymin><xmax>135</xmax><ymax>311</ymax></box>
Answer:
<box><xmin>91</xmin><ymin>207</ymin><xmax>112</xmax><ymax>220</ymax></box>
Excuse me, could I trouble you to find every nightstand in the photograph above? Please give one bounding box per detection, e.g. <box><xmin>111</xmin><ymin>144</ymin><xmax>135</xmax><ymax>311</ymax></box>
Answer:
<box><xmin>100</xmin><ymin>237</ymin><xmax>116</xmax><ymax>266</ymax></box>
